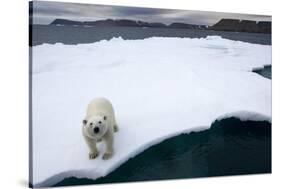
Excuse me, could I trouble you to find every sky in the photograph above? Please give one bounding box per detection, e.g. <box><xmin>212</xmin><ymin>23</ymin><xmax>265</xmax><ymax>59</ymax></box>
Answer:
<box><xmin>31</xmin><ymin>1</ymin><xmax>272</xmax><ymax>26</ymax></box>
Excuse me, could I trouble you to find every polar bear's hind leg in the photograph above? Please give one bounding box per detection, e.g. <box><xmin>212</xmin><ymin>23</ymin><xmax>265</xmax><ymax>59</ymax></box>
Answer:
<box><xmin>114</xmin><ymin>124</ymin><xmax>118</xmax><ymax>132</ymax></box>
<box><xmin>112</xmin><ymin>115</ymin><xmax>118</xmax><ymax>132</ymax></box>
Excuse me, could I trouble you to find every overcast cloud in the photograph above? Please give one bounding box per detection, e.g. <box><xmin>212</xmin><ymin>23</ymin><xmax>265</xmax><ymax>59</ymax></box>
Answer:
<box><xmin>31</xmin><ymin>1</ymin><xmax>271</xmax><ymax>26</ymax></box>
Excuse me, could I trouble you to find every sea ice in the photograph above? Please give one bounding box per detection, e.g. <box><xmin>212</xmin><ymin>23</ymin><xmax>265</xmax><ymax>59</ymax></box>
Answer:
<box><xmin>31</xmin><ymin>36</ymin><xmax>271</xmax><ymax>186</ymax></box>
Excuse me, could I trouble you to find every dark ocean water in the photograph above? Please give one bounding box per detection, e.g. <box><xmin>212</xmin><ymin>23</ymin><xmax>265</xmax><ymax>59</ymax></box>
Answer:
<box><xmin>30</xmin><ymin>25</ymin><xmax>271</xmax><ymax>46</ymax></box>
<box><xmin>54</xmin><ymin>118</ymin><xmax>271</xmax><ymax>187</ymax></box>
<box><xmin>31</xmin><ymin>25</ymin><xmax>272</xmax><ymax>80</ymax></box>
<box><xmin>30</xmin><ymin>25</ymin><xmax>271</xmax><ymax>187</ymax></box>
<box><xmin>253</xmin><ymin>65</ymin><xmax>272</xmax><ymax>79</ymax></box>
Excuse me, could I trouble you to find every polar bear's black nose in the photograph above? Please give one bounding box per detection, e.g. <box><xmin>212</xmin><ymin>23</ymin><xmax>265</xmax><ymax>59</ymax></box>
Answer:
<box><xmin>93</xmin><ymin>127</ymin><xmax>100</xmax><ymax>134</ymax></box>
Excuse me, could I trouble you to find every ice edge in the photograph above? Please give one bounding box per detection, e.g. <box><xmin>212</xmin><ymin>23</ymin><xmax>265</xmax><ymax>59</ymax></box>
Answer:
<box><xmin>34</xmin><ymin>110</ymin><xmax>271</xmax><ymax>187</ymax></box>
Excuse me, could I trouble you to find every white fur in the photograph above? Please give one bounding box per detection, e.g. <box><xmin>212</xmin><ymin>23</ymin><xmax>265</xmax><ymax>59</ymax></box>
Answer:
<box><xmin>82</xmin><ymin>98</ymin><xmax>118</xmax><ymax>160</ymax></box>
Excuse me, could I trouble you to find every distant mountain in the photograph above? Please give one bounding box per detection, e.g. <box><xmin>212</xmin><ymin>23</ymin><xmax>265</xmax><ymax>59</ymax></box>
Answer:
<box><xmin>50</xmin><ymin>18</ymin><xmax>271</xmax><ymax>33</ymax></box>
<box><xmin>211</xmin><ymin>19</ymin><xmax>271</xmax><ymax>33</ymax></box>
<box><xmin>169</xmin><ymin>22</ymin><xmax>208</xmax><ymax>30</ymax></box>
<box><xmin>50</xmin><ymin>19</ymin><xmax>206</xmax><ymax>29</ymax></box>
<box><xmin>51</xmin><ymin>19</ymin><xmax>84</xmax><ymax>26</ymax></box>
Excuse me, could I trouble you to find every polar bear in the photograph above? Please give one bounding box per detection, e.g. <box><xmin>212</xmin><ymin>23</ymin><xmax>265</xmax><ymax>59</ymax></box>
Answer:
<box><xmin>82</xmin><ymin>98</ymin><xmax>118</xmax><ymax>160</ymax></box>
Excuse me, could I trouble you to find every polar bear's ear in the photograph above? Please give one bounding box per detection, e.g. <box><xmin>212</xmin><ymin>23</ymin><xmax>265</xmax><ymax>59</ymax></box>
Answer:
<box><xmin>103</xmin><ymin>116</ymin><xmax>107</xmax><ymax>121</ymax></box>
<box><xmin>83</xmin><ymin>119</ymin><xmax>87</xmax><ymax>125</ymax></box>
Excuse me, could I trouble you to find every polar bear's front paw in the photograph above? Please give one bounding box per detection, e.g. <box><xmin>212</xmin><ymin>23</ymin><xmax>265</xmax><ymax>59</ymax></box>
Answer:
<box><xmin>89</xmin><ymin>151</ymin><xmax>99</xmax><ymax>159</ymax></box>
<box><xmin>102</xmin><ymin>152</ymin><xmax>113</xmax><ymax>160</ymax></box>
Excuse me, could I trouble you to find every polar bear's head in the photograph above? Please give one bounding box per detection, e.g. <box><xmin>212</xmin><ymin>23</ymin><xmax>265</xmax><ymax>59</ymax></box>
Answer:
<box><xmin>83</xmin><ymin>115</ymin><xmax>108</xmax><ymax>139</ymax></box>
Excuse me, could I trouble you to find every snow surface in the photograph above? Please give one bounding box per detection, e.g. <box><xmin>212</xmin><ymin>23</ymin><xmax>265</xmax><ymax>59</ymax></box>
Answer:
<box><xmin>31</xmin><ymin>36</ymin><xmax>271</xmax><ymax>187</ymax></box>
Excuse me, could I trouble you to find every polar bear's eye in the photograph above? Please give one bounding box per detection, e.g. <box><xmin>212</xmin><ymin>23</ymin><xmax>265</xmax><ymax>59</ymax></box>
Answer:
<box><xmin>83</xmin><ymin>120</ymin><xmax>87</xmax><ymax>125</ymax></box>
<box><xmin>98</xmin><ymin>121</ymin><xmax>102</xmax><ymax>124</ymax></box>
<box><xmin>90</xmin><ymin>123</ymin><xmax>93</xmax><ymax>126</ymax></box>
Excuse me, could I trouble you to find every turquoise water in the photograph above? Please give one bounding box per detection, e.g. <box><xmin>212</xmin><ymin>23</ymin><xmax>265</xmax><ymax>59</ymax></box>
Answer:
<box><xmin>54</xmin><ymin>118</ymin><xmax>271</xmax><ymax>187</ymax></box>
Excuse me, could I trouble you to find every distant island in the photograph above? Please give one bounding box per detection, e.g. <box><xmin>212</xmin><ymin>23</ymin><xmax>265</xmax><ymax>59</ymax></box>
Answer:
<box><xmin>50</xmin><ymin>19</ymin><xmax>208</xmax><ymax>30</ymax></box>
<box><xmin>49</xmin><ymin>18</ymin><xmax>271</xmax><ymax>34</ymax></box>
<box><xmin>211</xmin><ymin>19</ymin><xmax>271</xmax><ymax>33</ymax></box>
